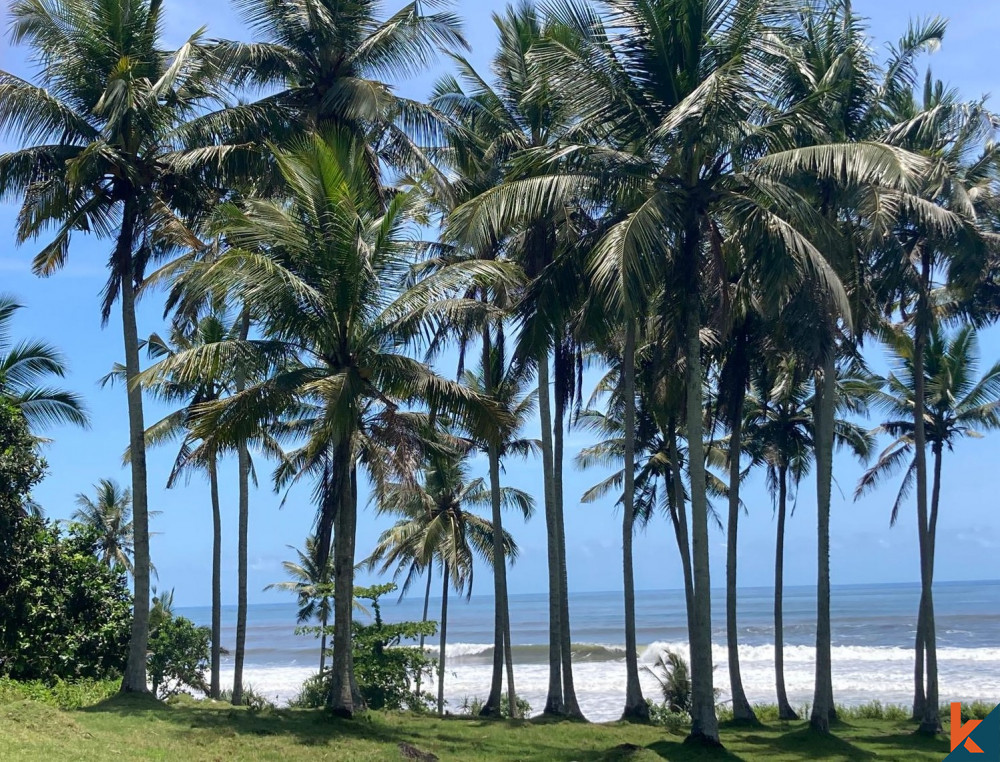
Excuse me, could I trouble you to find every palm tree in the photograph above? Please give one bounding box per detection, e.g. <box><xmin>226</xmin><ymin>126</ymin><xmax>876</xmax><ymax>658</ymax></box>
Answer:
<box><xmin>0</xmin><ymin>296</ymin><xmax>88</xmax><ymax>433</ymax></box>
<box><xmin>206</xmin><ymin>0</ymin><xmax>466</xmax><ymax>185</ymax></box>
<box><xmin>460</xmin><ymin>345</ymin><xmax>539</xmax><ymax>718</ymax></box>
<box><xmin>0</xmin><ymin>0</ymin><xmax>231</xmax><ymax>693</ymax></box>
<box><xmin>137</xmin><ymin>312</ymin><xmax>242</xmax><ymax>700</ymax></box>
<box><xmin>142</xmin><ymin>132</ymin><xmax>502</xmax><ymax>716</ymax></box>
<box><xmin>767</xmin><ymin>5</ymin><xmax>952</xmax><ymax>731</ymax></box>
<box><xmin>437</xmin><ymin>3</ymin><xmax>591</xmax><ymax>717</ymax></box>
<box><xmin>744</xmin><ymin>354</ymin><xmax>874</xmax><ymax>720</ymax></box>
<box><xmin>369</xmin><ymin>442</ymin><xmax>525</xmax><ymax>715</ymax></box>
<box><xmin>869</xmin><ymin>79</ymin><xmax>1000</xmax><ymax>733</ymax></box>
<box><xmin>72</xmin><ymin>479</ymin><xmax>140</xmax><ymax>575</ymax></box>
<box><xmin>266</xmin><ymin>536</ymin><xmax>335</xmax><ymax>676</ymax></box>
<box><xmin>454</xmin><ymin>0</ymin><xmax>910</xmax><ymax>738</ymax></box>
<box><xmin>857</xmin><ymin>323</ymin><xmax>1000</xmax><ymax>719</ymax></box>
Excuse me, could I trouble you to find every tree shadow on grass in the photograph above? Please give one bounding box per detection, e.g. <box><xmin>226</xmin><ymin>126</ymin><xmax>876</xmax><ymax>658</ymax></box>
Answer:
<box><xmin>745</xmin><ymin>727</ymin><xmax>876</xmax><ymax>760</ymax></box>
<box><xmin>646</xmin><ymin>739</ymin><xmax>748</xmax><ymax>761</ymax></box>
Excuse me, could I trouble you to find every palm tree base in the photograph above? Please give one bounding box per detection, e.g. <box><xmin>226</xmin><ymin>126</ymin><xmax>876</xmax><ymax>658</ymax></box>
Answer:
<box><xmin>725</xmin><ymin>714</ymin><xmax>762</xmax><ymax>728</ymax></box>
<box><xmin>478</xmin><ymin>704</ymin><xmax>503</xmax><ymax>718</ymax></box>
<box><xmin>329</xmin><ymin>706</ymin><xmax>355</xmax><ymax>719</ymax></box>
<box><xmin>916</xmin><ymin>719</ymin><xmax>942</xmax><ymax>736</ymax></box>
<box><xmin>620</xmin><ymin>701</ymin><xmax>651</xmax><ymax>723</ymax></box>
<box><xmin>778</xmin><ymin>705</ymin><xmax>799</xmax><ymax>721</ymax></box>
<box><xmin>683</xmin><ymin>731</ymin><xmax>724</xmax><ymax>749</ymax></box>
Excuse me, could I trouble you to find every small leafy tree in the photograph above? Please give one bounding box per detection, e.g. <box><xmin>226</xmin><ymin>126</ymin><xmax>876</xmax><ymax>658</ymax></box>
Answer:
<box><xmin>147</xmin><ymin>589</ymin><xmax>211</xmax><ymax>699</ymax></box>
<box><xmin>353</xmin><ymin>583</ymin><xmax>437</xmax><ymax>711</ymax></box>
<box><xmin>645</xmin><ymin>650</ymin><xmax>691</xmax><ymax>715</ymax></box>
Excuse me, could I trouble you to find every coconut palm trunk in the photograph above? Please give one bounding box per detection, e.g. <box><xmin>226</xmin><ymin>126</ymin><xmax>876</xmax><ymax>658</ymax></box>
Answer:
<box><xmin>329</xmin><ymin>450</ymin><xmax>360</xmax><ymax>716</ymax></box>
<box><xmin>912</xmin><ymin>261</ymin><xmax>940</xmax><ymax>734</ymax></box>
<box><xmin>416</xmin><ymin>565</ymin><xmax>433</xmax><ymax>698</ymax></box>
<box><xmin>319</xmin><ymin>611</ymin><xmax>328</xmax><ymax>676</ymax></box>
<box><xmin>668</xmin><ymin>420</ymin><xmax>696</xmax><ymax>651</ymax></box>
<box><xmin>481</xmin><ymin>329</ymin><xmax>514</xmax><ymax>717</ymax></box>
<box><xmin>810</xmin><ymin>353</ymin><xmax>836</xmax><ymax>732</ymax></box>
<box><xmin>232</xmin><ymin>311</ymin><xmax>251</xmax><ymax>706</ymax></box>
<box><xmin>725</xmin><ymin>402</ymin><xmax>756</xmax><ymax>723</ymax></box>
<box><xmin>437</xmin><ymin>560</ymin><xmax>450</xmax><ymax>716</ymax></box>
<box><xmin>683</xmin><ymin>275</ymin><xmax>720</xmax><ymax>745</ymax></box>
<box><xmin>774</xmin><ymin>465</ymin><xmax>797</xmax><ymax>720</ymax></box>
<box><xmin>209</xmin><ymin>458</ymin><xmax>222</xmax><ymax>699</ymax></box>
<box><xmin>537</xmin><ymin>356</ymin><xmax>564</xmax><ymax>715</ymax></box>
<box><xmin>553</xmin><ymin>355</ymin><xmax>583</xmax><ymax>719</ymax></box>
<box><xmin>621</xmin><ymin>322</ymin><xmax>649</xmax><ymax>722</ymax></box>
<box><xmin>504</xmin><ymin>617</ymin><xmax>517</xmax><ymax>717</ymax></box>
<box><xmin>120</xmin><ymin>264</ymin><xmax>152</xmax><ymax>695</ymax></box>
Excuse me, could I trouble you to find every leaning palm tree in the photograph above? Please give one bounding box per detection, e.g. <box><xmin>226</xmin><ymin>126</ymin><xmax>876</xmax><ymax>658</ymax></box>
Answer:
<box><xmin>0</xmin><ymin>296</ymin><xmax>88</xmax><ymax>433</ymax></box>
<box><xmin>142</xmin><ymin>132</ymin><xmax>502</xmax><ymax>717</ymax></box>
<box><xmin>0</xmin><ymin>0</ymin><xmax>231</xmax><ymax>693</ymax></box>
<box><xmin>72</xmin><ymin>479</ymin><xmax>139</xmax><ymax>575</ymax></box>
<box><xmin>857</xmin><ymin>323</ymin><xmax>1000</xmax><ymax>716</ymax></box>
<box><xmin>266</xmin><ymin>536</ymin><xmax>335</xmax><ymax>676</ymax></box>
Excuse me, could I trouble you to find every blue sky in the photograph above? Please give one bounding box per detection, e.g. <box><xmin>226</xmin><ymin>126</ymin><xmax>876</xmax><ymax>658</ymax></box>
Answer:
<box><xmin>1</xmin><ymin>0</ymin><xmax>998</xmax><ymax>608</ymax></box>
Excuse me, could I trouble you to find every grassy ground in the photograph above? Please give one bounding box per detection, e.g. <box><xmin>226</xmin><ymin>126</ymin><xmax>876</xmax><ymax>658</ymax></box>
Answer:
<box><xmin>0</xmin><ymin>690</ymin><xmax>957</xmax><ymax>762</ymax></box>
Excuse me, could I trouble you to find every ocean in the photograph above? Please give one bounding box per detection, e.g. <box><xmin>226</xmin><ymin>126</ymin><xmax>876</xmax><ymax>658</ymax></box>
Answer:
<box><xmin>176</xmin><ymin>580</ymin><xmax>1000</xmax><ymax>721</ymax></box>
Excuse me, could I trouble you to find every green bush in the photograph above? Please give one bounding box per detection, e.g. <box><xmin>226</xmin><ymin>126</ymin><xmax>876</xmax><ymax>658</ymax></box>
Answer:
<box><xmin>147</xmin><ymin>597</ymin><xmax>212</xmax><ymax>699</ymax></box>
<box><xmin>459</xmin><ymin>694</ymin><xmax>532</xmax><ymax>719</ymax></box>
<box><xmin>289</xmin><ymin>673</ymin><xmax>327</xmax><ymax>709</ymax></box>
<box><xmin>0</xmin><ymin>517</ymin><xmax>132</xmax><ymax>683</ymax></box>
<box><xmin>351</xmin><ymin>583</ymin><xmax>435</xmax><ymax>711</ymax></box>
<box><xmin>219</xmin><ymin>684</ymin><xmax>277</xmax><ymax>711</ymax></box>
<box><xmin>646</xmin><ymin>700</ymin><xmax>689</xmax><ymax>731</ymax></box>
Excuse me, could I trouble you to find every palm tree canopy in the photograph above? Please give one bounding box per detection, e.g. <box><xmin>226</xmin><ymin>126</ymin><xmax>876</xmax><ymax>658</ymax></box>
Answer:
<box><xmin>72</xmin><ymin>478</ymin><xmax>136</xmax><ymax>574</ymax></box>
<box><xmin>0</xmin><ymin>295</ymin><xmax>88</xmax><ymax>431</ymax></box>
<box><xmin>857</xmin><ymin>323</ymin><xmax>1000</xmax><ymax>523</ymax></box>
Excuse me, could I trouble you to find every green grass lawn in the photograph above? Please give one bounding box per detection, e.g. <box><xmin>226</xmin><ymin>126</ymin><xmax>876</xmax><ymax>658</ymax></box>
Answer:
<box><xmin>0</xmin><ymin>692</ymin><xmax>956</xmax><ymax>761</ymax></box>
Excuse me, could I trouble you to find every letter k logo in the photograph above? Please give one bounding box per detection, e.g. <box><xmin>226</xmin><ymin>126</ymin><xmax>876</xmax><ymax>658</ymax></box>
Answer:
<box><xmin>953</xmin><ymin>703</ymin><xmax>984</xmax><ymax>754</ymax></box>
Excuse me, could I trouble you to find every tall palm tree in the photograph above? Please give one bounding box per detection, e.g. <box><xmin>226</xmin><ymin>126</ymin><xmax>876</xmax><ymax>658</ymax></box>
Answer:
<box><xmin>138</xmin><ymin>312</ymin><xmax>241</xmax><ymax>700</ymax></box>
<box><xmin>767</xmin><ymin>4</ymin><xmax>952</xmax><ymax>731</ymax></box>
<box><xmin>460</xmin><ymin>345</ymin><xmax>539</xmax><ymax>718</ymax></box>
<box><xmin>0</xmin><ymin>296</ymin><xmax>88</xmax><ymax>433</ymax></box>
<box><xmin>870</xmin><ymin>79</ymin><xmax>1000</xmax><ymax>733</ymax></box>
<box><xmin>72</xmin><ymin>479</ymin><xmax>141</xmax><ymax>575</ymax></box>
<box><xmin>142</xmin><ymin>132</ymin><xmax>502</xmax><ymax>716</ymax></box>
<box><xmin>744</xmin><ymin>353</ymin><xmax>874</xmax><ymax>720</ymax></box>
<box><xmin>438</xmin><ymin>3</ymin><xmax>591</xmax><ymax>717</ymax></box>
<box><xmin>0</xmin><ymin>0</ymin><xmax>230</xmax><ymax>693</ymax></box>
<box><xmin>369</xmin><ymin>442</ymin><xmax>526</xmax><ymax>715</ymax></box>
<box><xmin>857</xmin><ymin>324</ymin><xmax>1000</xmax><ymax>718</ymax></box>
<box><xmin>266</xmin><ymin>536</ymin><xmax>335</xmax><ymax>675</ymax></box>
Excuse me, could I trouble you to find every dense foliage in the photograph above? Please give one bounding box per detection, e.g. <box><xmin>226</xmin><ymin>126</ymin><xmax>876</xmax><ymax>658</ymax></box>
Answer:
<box><xmin>0</xmin><ymin>402</ymin><xmax>45</xmax><ymax>534</ymax></box>
<box><xmin>0</xmin><ymin>517</ymin><xmax>132</xmax><ymax>682</ymax></box>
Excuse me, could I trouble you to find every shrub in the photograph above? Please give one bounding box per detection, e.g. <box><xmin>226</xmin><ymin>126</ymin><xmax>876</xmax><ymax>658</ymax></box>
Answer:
<box><xmin>644</xmin><ymin>649</ymin><xmax>691</xmax><ymax>714</ymax></box>
<box><xmin>646</xmin><ymin>700</ymin><xmax>689</xmax><ymax>731</ymax></box>
<box><xmin>219</xmin><ymin>684</ymin><xmax>277</xmax><ymax>711</ymax></box>
<box><xmin>0</xmin><ymin>517</ymin><xmax>132</xmax><ymax>683</ymax></box>
<box><xmin>351</xmin><ymin>583</ymin><xmax>435</xmax><ymax>711</ymax></box>
<box><xmin>289</xmin><ymin>673</ymin><xmax>327</xmax><ymax>709</ymax></box>
<box><xmin>147</xmin><ymin>592</ymin><xmax>211</xmax><ymax>699</ymax></box>
<box><xmin>459</xmin><ymin>694</ymin><xmax>532</xmax><ymax>719</ymax></box>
